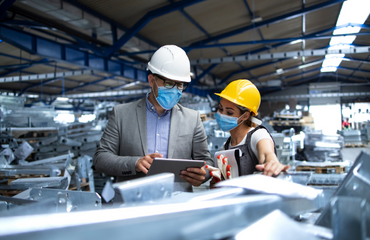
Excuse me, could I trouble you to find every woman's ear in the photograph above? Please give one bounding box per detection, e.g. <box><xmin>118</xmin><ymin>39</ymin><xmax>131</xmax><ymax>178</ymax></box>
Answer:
<box><xmin>241</xmin><ymin>111</ymin><xmax>251</xmax><ymax>121</ymax></box>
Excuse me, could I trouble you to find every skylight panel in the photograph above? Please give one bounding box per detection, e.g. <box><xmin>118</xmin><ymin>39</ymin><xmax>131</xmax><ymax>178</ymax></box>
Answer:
<box><xmin>320</xmin><ymin>0</ymin><xmax>370</xmax><ymax>73</ymax></box>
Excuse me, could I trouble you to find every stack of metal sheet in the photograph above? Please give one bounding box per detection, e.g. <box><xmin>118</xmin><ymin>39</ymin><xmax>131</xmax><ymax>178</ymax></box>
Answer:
<box><xmin>338</xmin><ymin>129</ymin><xmax>363</xmax><ymax>145</ymax></box>
<box><xmin>203</xmin><ymin>119</ymin><xmax>230</xmax><ymax>156</ymax></box>
<box><xmin>303</xmin><ymin>132</ymin><xmax>343</xmax><ymax>162</ymax></box>
<box><xmin>0</xmin><ymin>96</ymin><xmax>104</xmax><ymax>199</ymax></box>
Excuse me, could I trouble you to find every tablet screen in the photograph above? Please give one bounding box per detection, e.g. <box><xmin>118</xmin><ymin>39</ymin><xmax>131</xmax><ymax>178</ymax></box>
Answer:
<box><xmin>147</xmin><ymin>158</ymin><xmax>204</xmax><ymax>182</ymax></box>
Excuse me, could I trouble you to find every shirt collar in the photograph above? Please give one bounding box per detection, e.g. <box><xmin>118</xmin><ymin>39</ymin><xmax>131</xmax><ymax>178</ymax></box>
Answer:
<box><xmin>145</xmin><ymin>92</ymin><xmax>171</xmax><ymax>116</ymax></box>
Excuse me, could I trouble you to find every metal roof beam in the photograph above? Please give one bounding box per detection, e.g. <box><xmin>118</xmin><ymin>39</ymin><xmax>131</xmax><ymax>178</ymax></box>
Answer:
<box><xmin>2</xmin><ymin>19</ymin><xmax>45</xmax><ymax>28</ymax></box>
<box><xmin>0</xmin><ymin>62</ymin><xmax>50</xmax><ymax>70</ymax></box>
<box><xmin>342</xmin><ymin>57</ymin><xmax>370</xmax><ymax>64</ymax></box>
<box><xmin>219</xmin><ymin>60</ymin><xmax>284</xmax><ymax>85</ymax></box>
<box><xmin>61</xmin><ymin>76</ymin><xmax>116</xmax><ymax>94</ymax></box>
<box><xmin>338</xmin><ymin>66</ymin><xmax>370</xmax><ymax>75</ymax></box>
<box><xmin>188</xmin><ymin>0</ymin><xmax>345</xmax><ymax>49</ymax></box>
<box><xmin>251</xmin><ymin>61</ymin><xmax>324</xmax><ymax>81</ymax></box>
<box><xmin>221</xmin><ymin>43</ymin><xmax>333</xmax><ymax>84</ymax></box>
<box><xmin>191</xmin><ymin>46</ymin><xmax>370</xmax><ymax>65</ymax></box>
<box><xmin>0</xmin><ymin>70</ymin><xmax>96</xmax><ymax>83</ymax></box>
<box><xmin>62</xmin><ymin>0</ymin><xmax>159</xmax><ymax>49</ymax></box>
<box><xmin>264</xmin><ymin>87</ymin><xmax>370</xmax><ymax>100</ymax></box>
<box><xmin>0</xmin><ymin>24</ymin><xmax>148</xmax><ymax>85</ymax></box>
<box><xmin>61</xmin><ymin>88</ymin><xmax>150</xmax><ymax>99</ymax></box>
<box><xmin>119</xmin><ymin>24</ymin><xmax>368</xmax><ymax>56</ymax></box>
<box><xmin>104</xmin><ymin>0</ymin><xmax>205</xmax><ymax>58</ymax></box>
<box><xmin>283</xmin><ymin>73</ymin><xmax>368</xmax><ymax>87</ymax></box>
<box><xmin>186</xmin><ymin>32</ymin><xmax>370</xmax><ymax>51</ymax></box>
<box><xmin>189</xmin><ymin>64</ymin><xmax>217</xmax><ymax>87</ymax></box>
<box><xmin>0</xmin><ymin>58</ymin><xmax>52</xmax><ymax>77</ymax></box>
<box><xmin>18</xmin><ymin>78</ymin><xmax>62</xmax><ymax>96</ymax></box>
<box><xmin>345</xmin><ymin>55</ymin><xmax>370</xmax><ymax>82</ymax></box>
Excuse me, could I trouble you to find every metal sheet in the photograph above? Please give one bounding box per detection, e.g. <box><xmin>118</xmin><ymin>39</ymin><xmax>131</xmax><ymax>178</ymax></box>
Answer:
<box><xmin>113</xmin><ymin>173</ymin><xmax>174</xmax><ymax>205</ymax></box>
<box><xmin>10</xmin><ymin>177</ymin><xmax>68</xmax><ymax>189</ymax></box>
<box><xmin>234</xmin><ymin>210</ymin><xmax>321</xmax><ymax>240</ymax></box>
<box><xmin>0</xmin><ymin>194</ymin><xmax>283</xmax><ymax>240</ymax></box>
<box><xmin>215</xmin><ymin>174</ymin><xmax>322</xmax><ymax>200</ymax></box>
<box><xmin>0</xmin><ymin>165</ymin><xmax>61</xmax><ymax>177</ymax></box>
<box><xmin>29</xmin><ymin>188</ymin><xmax>101</xmax><ymax>211</ymax></box>
<box><xmin>19</xmin><ymin>152</ymin><xmax>74</xmax><ymax>166</ymax></box>
<box><xmin>331</xmin><ymin>196</ymin><xmax>367</xmax><ymax>240</ymax></box>
<box><xmin>315</xmin><ymin>151</ymin><xmax>370</xmax><ymax>238</ymax></box>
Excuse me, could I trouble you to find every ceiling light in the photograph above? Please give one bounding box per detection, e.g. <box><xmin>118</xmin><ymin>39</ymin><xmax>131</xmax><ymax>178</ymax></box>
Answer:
<box><xmin>56</xmin><ymin>97</ymin><xmax>69</xmax><ymax>101</ymax></box>
<box><xmin>290</xmin><ymin>39</ymin><xmax>303</xmax><ymax>45</ymax></box>
<box><xmin>26</xmin><ymin>94</ymin><xmax>39</xmax><ymax>98</ymax></box>
<box><xmin>298</xmin><ymin>60</ymin><xmax>323</xmax><ymax>69</ymax></box>
<box><xmin>251</xmin><ymin>17</ymin><xmax>262</xmax><ymax>23</ymax></box>
<box><xmin>119</xmin><ymin>81</ymin><xmax>141</xmax><ymax>89</ymax></box>
<box><xmin>276</xmin><ymin>68</ymin><xmax>284</xmax><ymax>74</ymax></box>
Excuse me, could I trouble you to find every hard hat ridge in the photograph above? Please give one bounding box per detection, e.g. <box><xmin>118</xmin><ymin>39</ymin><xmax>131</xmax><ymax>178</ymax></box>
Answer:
<box><xmin>147</xmin><ymin>45</ymin><xmax>191</xmax><ymax>83</ymax></box>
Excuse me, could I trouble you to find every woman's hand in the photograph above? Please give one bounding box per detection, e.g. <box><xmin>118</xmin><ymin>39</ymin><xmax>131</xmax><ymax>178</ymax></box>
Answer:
<box><xmin>256</xmin><ymin>160</ymin><xmax>290</xmax><ymax>176</ymax></box>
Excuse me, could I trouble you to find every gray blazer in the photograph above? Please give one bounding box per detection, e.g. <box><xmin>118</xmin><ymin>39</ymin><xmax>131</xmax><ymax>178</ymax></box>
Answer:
<box><xmin>93</xmin><ymin>98</ymin><xmax>214</xmax><ymax>191</ymax></box>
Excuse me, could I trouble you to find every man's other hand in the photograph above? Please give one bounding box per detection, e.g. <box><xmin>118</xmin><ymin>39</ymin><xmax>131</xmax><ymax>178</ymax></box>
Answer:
<box><xmin>180</xmin><ymin>162</ymin><xmax>206</xmax><ymax>187</ymax></box>
<box><xmin>135</xmin><ymin>153</ymin><xmax>163</xmax><ymax>174</ymax></box>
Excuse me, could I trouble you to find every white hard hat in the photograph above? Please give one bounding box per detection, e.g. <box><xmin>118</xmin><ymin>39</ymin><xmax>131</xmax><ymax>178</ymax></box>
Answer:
<box><xmin>147</xmin><ymin>45</ymin><xmax>191</xmax><ymax>83</ymax></box>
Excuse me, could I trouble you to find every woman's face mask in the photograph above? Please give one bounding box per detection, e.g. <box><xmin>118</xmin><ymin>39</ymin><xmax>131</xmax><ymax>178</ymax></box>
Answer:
<box><xmin>215</xmin><ymin>111</ymin><xmax>246</xmax><ymax>132</ymax></box>
<box><xmin>153</xmin><ymin>80</ymin><xmax>182</xmax><ymax>110</ymax></box>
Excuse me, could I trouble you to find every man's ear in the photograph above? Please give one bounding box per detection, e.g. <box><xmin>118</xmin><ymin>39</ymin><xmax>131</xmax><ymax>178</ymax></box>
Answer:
<box><xmin>148</xmin><ymin>74</ymin><xmax>155</xmax><ymax>88</ymax></box>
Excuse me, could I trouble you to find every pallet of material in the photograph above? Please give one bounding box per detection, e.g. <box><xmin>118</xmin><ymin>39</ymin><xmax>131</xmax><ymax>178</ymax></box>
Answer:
<box><xmin>344</xmin><ymin>143</ymin><xmax>367</xmax><ymax>148</ymax></box>
<box><xmin>300</xmin><ymin>116</ymin><xmax>314</xmax><ymax>124</ymax></box>
<box><xmin>269</xmin><ymin>120</ymin><xmax>302</xmax><ymax>126</ymax></box>
<box><xmin>200</xmin><ymin>114</ymin><xmax>207</xmax><ymax>122</ymax></box>
<box><xmin>0</xmin><ymin>174</ymin><xmax>48</xmax><ymax>179</ymax></box>
<box><xmin>0</xmin><ymin>189</ymin><xmax>23</xmax><ymax>197</ymax></box>
<box><xmin>274</xmin><ymin>115</ymin><xmax>301</xmax><ymax>120</ymax></box>
<box><xmin>296</xmin><ymin>165</ymin><xmax>345</xmax><ymax>174</ymax></box>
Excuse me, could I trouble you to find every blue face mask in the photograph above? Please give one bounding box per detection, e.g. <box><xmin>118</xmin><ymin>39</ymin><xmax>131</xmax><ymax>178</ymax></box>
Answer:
<box><xmin>154</xmin><ymin>86</ymin><xmax>182</xmax><ymax>110</ymax></box>
<box><xmin>215</xmin><ymin>111</ymin><xmax>245</xmax><ymax>132</ymax></box>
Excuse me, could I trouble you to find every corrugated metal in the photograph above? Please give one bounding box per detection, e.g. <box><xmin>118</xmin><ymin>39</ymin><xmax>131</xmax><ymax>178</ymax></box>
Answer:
<box><xmin>0</xmin><ymin>0</ymin><xmax>369</xmax><ymax>97</ymax></box>
<box><xmin>73</xmin><ymin>0</ymin><xmax>168</xmax><ymax>28</ymax></box>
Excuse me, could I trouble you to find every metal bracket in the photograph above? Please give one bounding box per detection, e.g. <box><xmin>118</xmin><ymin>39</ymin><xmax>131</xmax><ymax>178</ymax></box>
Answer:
<box><xmin>113</xmin><ymin>173</ymin><xmax>174</xmax><ymax>205</ymax></box>
<box><xmin>29</xmin><ymin>188</ymin><xmax>101</xmax><ymax>211</ymax></box>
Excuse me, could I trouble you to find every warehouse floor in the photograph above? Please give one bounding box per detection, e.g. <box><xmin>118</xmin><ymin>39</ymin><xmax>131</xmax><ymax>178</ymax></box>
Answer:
<box><xmin>341</xmin><ymin>145</ymin><xmax>370</xmax><ymax>162</ymax></box>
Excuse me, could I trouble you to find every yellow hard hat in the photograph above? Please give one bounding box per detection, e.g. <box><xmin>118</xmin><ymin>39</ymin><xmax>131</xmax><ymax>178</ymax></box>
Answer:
<box><xmin>215</xmin><ymin>79</ymin><xmax>261</xmax><ymax>116</ymax></box>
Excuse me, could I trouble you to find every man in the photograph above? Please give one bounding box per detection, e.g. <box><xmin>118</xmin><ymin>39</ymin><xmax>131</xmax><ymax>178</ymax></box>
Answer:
<box><xmin>93</xmin><ymin>45</ymin><xmax>214</xmax><ymax>192</ymax></box>
<box><xmin>342</xmin><ymin>118</ymin><xmax>351</xmax><ymax>130</ymax></box>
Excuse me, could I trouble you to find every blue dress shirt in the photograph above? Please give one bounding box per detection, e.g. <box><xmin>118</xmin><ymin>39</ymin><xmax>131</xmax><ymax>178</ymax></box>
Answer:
<box><xmin>145</xmin><ymin>92</ymin><xmax>171</xmax><ymax>158</ymax></box>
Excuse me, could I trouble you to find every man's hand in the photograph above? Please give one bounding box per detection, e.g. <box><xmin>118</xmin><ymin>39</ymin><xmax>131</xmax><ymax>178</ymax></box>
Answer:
<box><xmin>256</xmin><ymin>160</ymin><xmax>290</xmax><ymax>177</ymax></box>
<box><xmin>135</xmin><ymin>153</ymin><xmax>163</xmax><ymax>174</ymax></box>
<box><xmin>180</xmin><ymin>162</ymin><xmax>206</xmax><ymax>187</ymax></box>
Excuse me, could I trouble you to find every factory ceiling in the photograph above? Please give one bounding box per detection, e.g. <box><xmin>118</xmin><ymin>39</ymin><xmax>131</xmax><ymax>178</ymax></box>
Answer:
<box><xmin>0</xmin><ymin>0</ymin><xmax>369</xmax><ymax>102</ymax></box>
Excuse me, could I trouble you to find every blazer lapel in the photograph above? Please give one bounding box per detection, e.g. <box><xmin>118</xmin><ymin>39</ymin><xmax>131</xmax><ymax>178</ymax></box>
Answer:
<box><xmin>168</xmin><ymin>104</ymin><xmax>181</xmax><ymax>158</ymax></box>
<box><xmin>136</xmin><ymin>98</ymin><xmax>148</xmax><ymax>155</ymax></box>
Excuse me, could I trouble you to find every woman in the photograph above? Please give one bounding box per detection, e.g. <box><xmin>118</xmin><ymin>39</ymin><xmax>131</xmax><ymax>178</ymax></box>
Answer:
<box><xmin>207</xmin><ymin>79</ymin><xmax>289</xmax><ymax>183</ymax></box>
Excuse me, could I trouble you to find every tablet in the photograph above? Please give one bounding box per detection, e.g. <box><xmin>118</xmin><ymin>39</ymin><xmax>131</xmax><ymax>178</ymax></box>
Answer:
<box><xmin>147</xmin><ymin>158</ymin><xmax>204</xmax><ymax>182</ymax></box>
